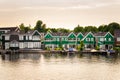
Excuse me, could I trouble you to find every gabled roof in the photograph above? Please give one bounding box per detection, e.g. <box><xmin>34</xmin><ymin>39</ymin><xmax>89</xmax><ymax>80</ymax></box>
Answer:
<box><xmin>26</xmin><ymin>30</ymin><xmax>35</xmax><ymax>35</ymax></box>
<box><xmin>104</xmin><ymin>32</ymin><xmax>114</xmax><ymax>38</ymax></box>
<box><xmin>81</xmin><ymin>32</ymin><xmax>94</xmax><ymax>41</ymax></box>
<box><xmin>0</xmin><ymin>27</ymin><xmax>19</xmax><ymax>32</ymax></box>
<box><xmin>46</xmin><ymin>32</ymin><xmax>70</xmax><ymax>36</ymax></box>
<box><xmin>94</xmin><ymin>32</ymin><xmax>107</xmax><ymax>36</ymax></box>
<box><xmin>3</xmin><ymin>30</ymin><xmax>41</xmax><ymax>36</ymax></box>
<box><xmin>67</xmin><ymin>32</ymin><xmax>76</xmax><ymax>38</ymax></box>
<box><xmin>44</xmin><ymin>32</ymin><xmax>53</xmax><ymax>38</ymax></box>
<box><xmin>3</xmin><ymin>30</ymin><xmax>24</xmax><ymax>35</ymax></box>
<box><xmin>76</xmin><ymin>32</ymin><xmax>84</xmax><ymax>37</ymax></box>
<box><xmin>82</xmin><ymin>32</ymin><xmax>89</xmax><ymax>36</ymax></box>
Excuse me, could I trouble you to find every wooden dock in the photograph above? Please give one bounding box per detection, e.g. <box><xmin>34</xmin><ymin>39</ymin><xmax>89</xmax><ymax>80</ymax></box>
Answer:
<box><xmin>0</xmin><ymin>49</ymin><xmax>117</xmax><ymax>56</ymax></box>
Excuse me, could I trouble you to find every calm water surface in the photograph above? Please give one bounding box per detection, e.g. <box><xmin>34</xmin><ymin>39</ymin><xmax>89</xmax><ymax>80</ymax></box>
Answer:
<box><xmin>0</xmin><ymin>53</ymin><xmax>120</xmax><ymax>80</ymax></box>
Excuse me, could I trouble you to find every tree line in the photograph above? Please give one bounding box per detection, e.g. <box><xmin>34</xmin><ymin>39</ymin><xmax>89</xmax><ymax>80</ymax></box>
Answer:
<box><xmin>19</xmin><ymin>20</ymin><xmax>120</xmax><ymax>34</ymax></box>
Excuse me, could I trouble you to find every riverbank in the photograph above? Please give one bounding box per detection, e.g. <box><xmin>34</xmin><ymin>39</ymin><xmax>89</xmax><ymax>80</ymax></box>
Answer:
<box><xmin>0</xmin><ymin>49</ymin><xmax>118</xmax><ymax>56</ymax></box>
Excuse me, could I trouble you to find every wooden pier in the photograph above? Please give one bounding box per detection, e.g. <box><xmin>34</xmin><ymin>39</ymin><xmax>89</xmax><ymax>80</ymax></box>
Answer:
<box><xmin>0</xmin><ymin>49</ymin><xmax>117</xmax><ymax>56</ymax></box>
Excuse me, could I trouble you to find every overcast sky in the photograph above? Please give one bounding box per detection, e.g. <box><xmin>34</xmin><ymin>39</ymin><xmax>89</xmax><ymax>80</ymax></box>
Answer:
<box><xmin>0</xmin><ymin>0</ymin><xmax>120</xmax><ymax>29</ymax></box>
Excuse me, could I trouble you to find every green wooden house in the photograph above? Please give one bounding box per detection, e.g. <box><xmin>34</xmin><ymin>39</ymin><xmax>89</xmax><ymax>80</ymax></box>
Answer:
<box><xmin>67</xmin><ymin>32</ymin><xmax>77</xmax><ymax>48</ymax></box>
<box><xmin>81</xmin><ymin>32</ymin><xmax>96</xmax><ymax>49</ymax></box>
<box><xmin>76</xmin><ymin>32</ymin><xmax>84</xmax><ymax>45</ymax></box>
<box><xmin>44</xmin><ymin>32</ymin><xmax>78</xmax><ymax>49</ymax></box>
<box><xmin>94</xmin><ymin>32</ymin><xmax>114</xmax><ymax>50</ymax></box>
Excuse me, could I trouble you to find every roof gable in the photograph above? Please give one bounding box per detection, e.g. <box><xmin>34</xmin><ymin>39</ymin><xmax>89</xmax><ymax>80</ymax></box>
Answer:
<box><xmin>77</xmin><ymin>32</ymin><xmax>84</xmax><ymax>38</ymax></box>
<box><xmin>44</xmin><ymin>32</ymin><xmax>53</xmax><ymax>38</ymax></box>
<box><xmin>68</xmin><ymin>32</ymin><xmax>76</xmax><ymax>38</ymax></box>
<box><xmin>105</xmin><ymin>32</ymin><xmax>114</xmax><ymax>38</ymax></box>
<box><xmin>0</xmin><ymin>27</ymin><xmax>18</xmax><ymax>31</ymax></box>
<box><xmin>82</xmin><ymin>32</ymin><xmax>94</xmax><ymax>40</ymax></box>
<box><xmin>94</xmin><ymin>32</ymin><xmax>107</xmax><ymax>37</ymax></box>
<box><xmin>32</xmin><ymin>30</ymin><xmax>41</xmax><ymax>36</ymax></box>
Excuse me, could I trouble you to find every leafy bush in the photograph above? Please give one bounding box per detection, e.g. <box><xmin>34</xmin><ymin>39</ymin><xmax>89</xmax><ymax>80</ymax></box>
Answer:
<box><xmin>95</xmin><ymin>45</ymin><xmax>100</xmax><ymax>50</ymax></box>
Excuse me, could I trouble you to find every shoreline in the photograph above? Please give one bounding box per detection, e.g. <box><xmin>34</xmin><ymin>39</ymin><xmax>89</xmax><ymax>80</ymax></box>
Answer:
<box><xmin>0</xmin><ymin>49</ymin><xmax>117</xmax><ymax>56</ymax></box>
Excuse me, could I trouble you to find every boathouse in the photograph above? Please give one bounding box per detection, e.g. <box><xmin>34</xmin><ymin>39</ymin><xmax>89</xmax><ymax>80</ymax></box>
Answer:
<box><xmin>0</xmin><ymin>27</ymin><xmax>19</xmax><ymax>48</ymax></box>
<box><xmin>76</xmin><ymin>32</ymin><xmax>84</xmax><ymax>45</ymax></box>
<box><xmin>2</xmin><ymin>30</ymin><xmax>43</xmax><ymax>50</ymax></box>
<box><xmin>94</xmin><ymin>32</ymin><xmax>114</xmax><ymax>50</ymax></box>
<box><xmin>81</xmin><ymin>32</ymin><xmax>96</xmax><ymax>50</ymax></box>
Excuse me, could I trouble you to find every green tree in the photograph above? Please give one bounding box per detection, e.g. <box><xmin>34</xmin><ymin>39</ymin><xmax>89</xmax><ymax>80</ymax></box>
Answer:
<box><xmin>84</xmin><ymin>26</ymin><xmax>98</xmax><ymax>33</ymax></box>
<box><xmin>24</xmin><ymin>27</ymin><xmax>30</xmax><ymax>33</ymax></box>
<box><xmin>107</xmin><ymin>22</ymin><xmax>120</xmax><ymax>34</ymax></box>
<box><xmin>34</xmin><ymin>20</ymin><xmax>46</xmax><ymax>32</ymax></box>
<box><xmin>49</xmin><ymin>28</ymin><xmax>58</xmax><ymax>33</ymax></box>
<box><xmin>19</xmin><ymin>23</ymin><xmax>25</xmax><ymax>31</ymax></box>
<box><xmin>77</xmin><ymin>41</ymin><xmax>84</xmax><ymax>51</ymax></box>
<box><xmin>98</xmin><ymin>25</ymin><xmax>108</xmax><ymax>32</ymax></box>
<box><xmin>57</xmin><ymin>28</ymin><xmax>70</xmax><ymax>33</ymax></box>
<box><xmin>19</xmin><ymin>23</ymin><xmax>31</xmax><ymax>32</ymax></box>
<box><xmin>74</xmin><ymin>25</ymin><xmax>84</xmax><ymax>33</ymax></box>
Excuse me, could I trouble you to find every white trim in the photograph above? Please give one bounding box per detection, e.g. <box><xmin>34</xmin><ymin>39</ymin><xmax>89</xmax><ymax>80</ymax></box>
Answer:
<box><xmin>32</xmin><ymin>30</ymin><xmax>41</xmax><ymax>36</ymax></box>
<box><xmin>15</xmin><ymin>27</ymin><xmax>20</xmax><ymax>32</ymax></box>
<box><xmin>81</xmin><ymin>32</ymin><xmax>94</xmax><ymax>41</ymax></box>
<box><xmin>104</xmin><ymin>32</ymin><xmax>114</xmax><ymax>38</ymax></box>
<box><xmin>67</xmin><ymin>32</ymin><xmax>76</xmax><ymax>38</ymax></box>
<box><xmin>77</xmin><ymin>32</ymin><xmax>84</xmax><ymax>37</ymax></box>
<box><xmin>44</xmin><ymin>32</ymin><xmax>53</xmax><ymax>38</ymax></box>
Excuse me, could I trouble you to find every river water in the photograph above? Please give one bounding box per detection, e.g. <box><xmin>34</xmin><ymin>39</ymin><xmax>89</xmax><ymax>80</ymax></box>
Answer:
<box><xmin>0</xmin><ymin>53</ymin><xmax>120</xmax><ymax>80</ymax></box>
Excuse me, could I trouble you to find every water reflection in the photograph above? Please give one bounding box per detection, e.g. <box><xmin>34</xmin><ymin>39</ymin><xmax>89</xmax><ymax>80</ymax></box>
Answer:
<box><xmin>1</xmin><ymin>53</ymin><xmax>119</xmax><ymax>63</ymax></box>
<box><xmin>1</xmin><ymin>53</ymin><xmax>41</xmax><ymax>61</ymax></box>
<box><xmin>0</xmin><ymin>53</ymin><xmax>120</xmax><ymax>80</ymax></box>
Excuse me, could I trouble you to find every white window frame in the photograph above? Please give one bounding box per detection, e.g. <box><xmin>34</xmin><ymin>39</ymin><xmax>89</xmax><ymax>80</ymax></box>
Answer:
<box><xmin>117</xmin><ymin>37</ymin><xmax>120</xmax><ymax>41</ymax></box>
<box><xmin>109</xmin><ymin>38</ymin><xmax>111</xmax><ymax>41</ymax></box>
<box><xmin>100</xmin><ymin>38</ymin><xmax>104</xmax><ymax>41</ymax></box>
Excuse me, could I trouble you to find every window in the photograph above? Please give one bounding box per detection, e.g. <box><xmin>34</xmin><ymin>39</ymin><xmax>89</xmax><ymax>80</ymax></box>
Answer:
<box><xmin>77</xmin><ymin>38</ymin><xmax>80</xmax><ymax>41</ymax></box>
<box><xmin>91</xmin><ymin>38</ymin><xmax>94</xmax><ymax>41</ymax></box>
<box><xmin>105</xmin><ymin>38</ymin><xmax>106</xmax><ymax>41</ymax></box>
<box><xmin>109</xmin><ymin>38</ymin><xmax>111</xmax><ymax>41</ymax></box>
<box><xmin>86</xmin><ymin>38</ymin><xmax>90</xmax><ymax>41</ymax></box>
<box><xmin>33</xmin><ymin>36</ymin><xmax>40</xmax><ymax>40</ymax></box>
<box><xmin>117</xmin><ymin>38</ymin><xmax>120</xmax><ymax>41</ymax></box>
<box><xmin>19</xmin><ymin>35</ymin><xmax>23</xmax><ymax>40</ymax></box>
<box><xmin>100</xmin><ymin>38</ymin><xmax>104</xmax><ymax>41</ymax></box>
<box><xmin>57</xmin><ymin>38</ymin><xmax>59</xmax><ymax>41</ymax></box>
<box><xmin>53</xmin><ymin>38</ymin><xmax>56</xmax><ymax>41</ymax></box>
<box><xmin>65</xmin><ymin>38</ymin><xmax>68</xmax><ymax>41</ymax></box>
<box><xmin>29</xmin><ymin>36</ymin><xmax>32</xmax><ymax>40</ymax></box>
<box><xmin>5</xmin><ymin>36</ymin><xmax>9</xmax><ymax>40</ymax></box>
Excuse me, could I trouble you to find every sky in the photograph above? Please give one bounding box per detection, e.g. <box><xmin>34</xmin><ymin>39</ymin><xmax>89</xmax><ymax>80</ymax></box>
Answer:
<box><xmin>0</xmin><ymin>0</ymin><xmax>120</xmax><ymax>30</ymax></box>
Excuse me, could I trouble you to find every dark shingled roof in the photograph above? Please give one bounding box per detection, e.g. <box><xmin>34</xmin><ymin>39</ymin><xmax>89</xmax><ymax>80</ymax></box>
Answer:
<box><xmin>26</xmin><ymin>30</ymin><xmax>35</xmax><ymax>35</ymax></box>
<box><xmin>4</xmin><ymin>30</ymin><xmax>38</xmax><ymax>35</ymax></box>
<box><xmin>94</xmin><ymin>32</ymin><xmax>107</xmax><ymax>36</ymax></box>
<box><xmin>75</xmin><ymin>32</ymin><xmax>84</xmax><ymax>36</ymax></box>
<box><xmin>82</xmin><ymin>32</ymin><xmax>89</xmax><ymax>36</ymax></box>
<box><xmin>50</xmin><ymin>32</ymin><xmax>71</xmax><ymax>36</ymax></box>
<box><xmin>0</xmin><ymin>27</ymin><xmax>18</xmax><ymax>31</ymax></box>
<box><xmin>114</xmin><ymin>29</ymin><xmax>120</xmax><ymax>37</ymax></box>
